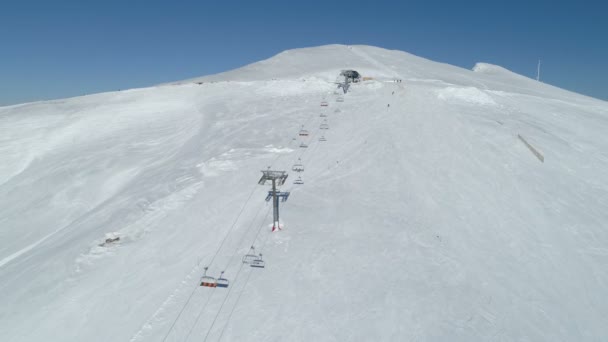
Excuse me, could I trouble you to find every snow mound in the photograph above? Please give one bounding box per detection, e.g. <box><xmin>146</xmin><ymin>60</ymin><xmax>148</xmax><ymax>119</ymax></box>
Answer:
<box><xmin>437</xmin><ymin>86</ymin><xmax>497</xmax><ymax>105</ymax></box>
<box><xmin>472</xmin><ymin>62</ymin><xmax>535</xmax><ymax>84</ymax></box>
<box><xmin>472</xmin><ymin>62</ymin><xmax>515</xmax><ymax>75</ymax></box>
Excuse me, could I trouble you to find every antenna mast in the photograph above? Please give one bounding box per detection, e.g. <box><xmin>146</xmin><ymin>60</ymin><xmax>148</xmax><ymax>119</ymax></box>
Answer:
<box><xmin>536</xmin><ymin>59</ymin><xmax>541</xmax><ymax>82</ymax></box>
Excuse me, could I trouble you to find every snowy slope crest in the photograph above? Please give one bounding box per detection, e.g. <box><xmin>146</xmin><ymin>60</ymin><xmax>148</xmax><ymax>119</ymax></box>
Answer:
<box><xmin>472</xmin><ymin>62</ymin><xmax>514</xmax><ymax>75</ymax></box>
<box><xmin>1</xmin><ymin>44</ymin><xmax>608</xmax><ymax>342</ymax></box>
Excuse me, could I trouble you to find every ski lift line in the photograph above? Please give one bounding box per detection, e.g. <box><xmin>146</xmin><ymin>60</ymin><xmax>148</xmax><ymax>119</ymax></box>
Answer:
<box><xmin>185</xmin><ymin>206</ymin><xmax>272</xmax><ymax>342</ymax></box>
<box><xmin>164</xmin><ymin>100</ymin><xmax>323</xmax><ymax>342</ymax></box>
<box><xmin>296</xmin><ymin>121</ymin><xmax>323</xmax><ymax>160</ymax></box>
<box><xmin>293</xmin><ymin>98</ymin><xmax>330</xmax><ymax>141</ymax></box>
<box><xmin>161</xmin><ymin>188</ymin><xmax>262</xmax><ymax>342</ymax></box>
<box><xmin>219</xmin><ymin>200</ymin><xmax>271</xmax><ymax>273</ymax></box>
<box><xmin>259</xmin><ymin>98</ymin><xmax>326</xmax><ymax>186</ymax></box>
<box><xmin>211</xmin><ymin>98</ymin><xmax>334</xmax><ymax>340</ymax></box>
<box><xmin>201</xmin><ymin>124</ymin><xmax>290</xmax><ymax>266</ymax></box>
<box><xmin>285</xmin><ymin>134</ymin><xmax>325</xmax><ymax>192</ymax></box>
<box><xmin>215</xmin><ymin>208</ymin><xmax>276</xmax><ymax>342</ymax></box>
<box><xmin>275</xmin><ymin>115</ymin><xmax>323</xmax><ymax>172</ymax></box>
<box><xmin>216</xmin><ymin>262</ymin><xmax>254</xmax><ymax>341</ymax></box>
<box><xmin>199</xmin><ymin>263</ymin><xmax>249</xmax><ymax>342</ymax></box>
<box><xmin>201</xmin><ymin>208</ymin><xmax>273</xmax><ymax>342</ymax></box>
<box><xmin>206</xmin><ymin>116</ymin><xmax>291</xmax><ymax>267</ymax></box>
<box><xmin>202</xmin><ymin>183</ymin><xmax>261</xmax><ymax>269</ymax></box>
<box><xmin>160</xmin><ymin>277</ymin><xmax>206</xmax><ymax>342</ymax></box>
<box><xmin>182</xmin><ymin>286</ymin><xmax>218</xmax><ymax>342</ymax></box>
<box><xmin>211</xmin><ymin>215</ymin><xmax>274</xmax><ymax>342</ymax></box>
<box><xmin>184</xmin><ymin>118</ymin><xmax>288</xmax><ymax>305</ymax></box>
<box><xmin>297</xmin><ymin>127</ymin><xmax>324</xmax><ymax>163</ymax></box>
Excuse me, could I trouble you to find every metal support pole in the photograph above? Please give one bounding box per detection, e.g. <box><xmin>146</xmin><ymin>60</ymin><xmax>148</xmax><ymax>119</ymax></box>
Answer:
<box><xmin>259</xmin><ymin>169</ymin><xmax>289</xmax><ymax>232</ymax></box>
<box><xmin>272</xmin><ymin>178</ymin><xmax>279</xmax><ymax>230</ymax></box>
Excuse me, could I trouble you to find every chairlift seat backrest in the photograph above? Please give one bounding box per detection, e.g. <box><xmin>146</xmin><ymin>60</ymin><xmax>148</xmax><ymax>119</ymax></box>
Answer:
<box><xmin>242</xmin><ymin>254</ymin><xmax>258</xmax><ymax>264</ymax></box>
<box><xmin>200</xmin><ymin>267</ymin><xmax>217</xmax><ymax>287</ymax></box>
<box><xmin>250</xmin><ymin>259</ymin><xmax>265</xmax><ymax>268</ymax></box>
<box><xmin>250</xmin><ymin>254</ymin><xmax>265</xmax><ymax>268</ymax></box>
<box><xmin>242</xmin><ymin>247</ymin><xmax>258</xmax><ymax>264</ymax></box>
<box><xmin>216</xmin><ymin>271</ymin><xmax>229</xmax><ymax>288</ymax></box>
<box><xmin>200</xmin><ymin>277</ymin><xmax>217</xmax><ymax>287</ymax></box>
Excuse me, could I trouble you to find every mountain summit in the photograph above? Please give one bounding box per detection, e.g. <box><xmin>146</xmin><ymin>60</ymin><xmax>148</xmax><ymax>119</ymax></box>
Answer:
<box><xmin>1</xmin><ymin>45</ymin><xmax>607</xmax><ymax>341</ymax></box>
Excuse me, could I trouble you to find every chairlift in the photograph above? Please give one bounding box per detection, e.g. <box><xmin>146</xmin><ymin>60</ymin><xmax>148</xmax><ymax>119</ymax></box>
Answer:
<box><xmin>320</xmin><ymin>123</ymin><xmax>329</xmax><ymax>130</ymax></box>
<box><xmin>299</xmin><ymin>142</ymin><xmax>308</xmax><ymax>148</ymax></box>
<box><xmin>320</xmin><ymin>101</ymin><xmax>328</xmax><ymax>107</ymax></box>
<box><xmin>298</xmin><ymin>125</ymin><xmax>309</xmax><ymax>137</ymax></box>
<box><xmin>336</xmin><ymin>97</ymin><xmax>344</xmax><ymax>102</ymax></box>
<box><xmin>319</xmin><ymin>135</ymin><xmax>327</xmax><ymax>142</ymax></box>
<box><xmin>250</xmin><ymin>254</ymin><xmax>266</xmax><ymax>268</ymax></box>
<box><xmin>242</xmin><ymin>246</ymin><xmax>258</xmax><ymax>264</ymax></box>
<box><xmin>200</xmin><ymin>267</ymin><xmax>217</xmax><ymax>288</ymax></box>
<box><xmin>294</xmin><ymin>176</ymin><xmax>304</xmax><ymax>185</ymax></box>
<box><xmin>216</xmin><ymin>271</ymin><xmax>229</xmax><ymax>288</ymax></box>
<box><xmin>320</xmin><ymin>112</ymin><xmax>327</xmax><ymax>117</ymax></box>
<box><xmin>292</xmin><ymin>158</ymin><xmax>304</xmax><ymax>172</ymax></box>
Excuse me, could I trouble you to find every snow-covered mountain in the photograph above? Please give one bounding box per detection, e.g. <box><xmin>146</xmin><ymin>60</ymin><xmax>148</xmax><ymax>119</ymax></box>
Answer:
<box><xmin>1</xmin><ymin>44</ymin><xmax>607</xmax><ymax>342</ymax></box>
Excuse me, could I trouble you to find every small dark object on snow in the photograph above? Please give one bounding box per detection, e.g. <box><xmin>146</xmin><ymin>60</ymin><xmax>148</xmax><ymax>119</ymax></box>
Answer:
<box><xmin>99</xmin><ymin>236</ymin><xmax>120</xmax><ymax>246</ymax></box>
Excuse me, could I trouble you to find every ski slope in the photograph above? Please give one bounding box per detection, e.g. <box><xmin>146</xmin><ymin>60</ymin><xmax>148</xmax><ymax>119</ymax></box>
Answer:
<box><xmin>1</xmin><ymin>44</ymin><xmax>607</xmax><ymax>341</ymax></box>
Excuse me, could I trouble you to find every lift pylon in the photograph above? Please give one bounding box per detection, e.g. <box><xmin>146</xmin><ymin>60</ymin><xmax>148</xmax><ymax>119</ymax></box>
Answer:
<box><xmin>259</xmin><ymin>168</ymin><xmax>289</xmax><ymax>232</ymax></box>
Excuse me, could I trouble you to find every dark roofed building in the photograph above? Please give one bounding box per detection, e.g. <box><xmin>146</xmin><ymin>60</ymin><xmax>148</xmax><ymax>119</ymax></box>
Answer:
<box><xmin>340</xmin><ymin>70</ymin><xmax>361</xmax><ymax>83</ymax></box>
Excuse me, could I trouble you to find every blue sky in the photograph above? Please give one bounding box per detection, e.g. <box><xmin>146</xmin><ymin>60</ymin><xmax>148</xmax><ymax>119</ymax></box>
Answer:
<box><xmin>1</xmin><ymin>0</ymin><xmax>606</xmax><ymax>105</ymax></box>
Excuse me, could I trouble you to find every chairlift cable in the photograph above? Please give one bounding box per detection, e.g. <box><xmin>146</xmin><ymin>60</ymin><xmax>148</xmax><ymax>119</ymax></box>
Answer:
<box><xmin>215</xmin><ymin>206</ymin><xmax>276</xmax><ymax>341</ymax></box>
<box><xmin>201</xmin><ymin>207</ymin><xmax>273</xmax><ymax>342</ymax></box>
<box><xmin>160</xmin><ymin>277</ymin><xmax>206</xmax><ymax>342</ymax></box>
<box><xmin>182</xmin><ymin>286</ymin><xmax>217</xmax><ymax>342</ymax></box>
<box><xmin>161</xmin><ymin>119</ymin><xmax>296</xmax><ymax>342</ymax></box>
<box><xmin>220</xmin><ymin>198</ymin><xmax>269</xmax><ymax>272</ymax></box>
<box><xmin>203</xmin><ymin>94</ymin><xmax>340</xmax><ymax>340</ymax></box>
<box><xmin>171</xmin><ymin>94</ymin><xmax>335</xmax><ymax>341</ymax></box>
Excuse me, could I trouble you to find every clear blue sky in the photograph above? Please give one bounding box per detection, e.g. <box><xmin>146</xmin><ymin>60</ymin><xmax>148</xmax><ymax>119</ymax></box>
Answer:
<box><xmin>1</xmin><ymin>0</ymin><xmax>606</xmax><ymax>106</ymax></box>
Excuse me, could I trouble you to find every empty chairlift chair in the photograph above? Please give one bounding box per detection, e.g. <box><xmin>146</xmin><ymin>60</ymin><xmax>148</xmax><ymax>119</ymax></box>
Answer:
<box><xmin>320</xmin><ymin>100</ymin><xmax>328</xmax><ymax>107</ymax></box>
<box><xmin>298</xmin><ymin>125</ymin><xmax>309</xmax><ymax>137</ymax></box>
<box><xmin>299</xmin><ymin>141</ymin><xmax>308</xmax><ymax>148</ymax></box>
<box><xmin>200</xmin><ymin>267</ymin><xmax>217</xmax><ymax>288</ymax></box>
<box><xmin>320</xmin><ymin>122</ymin><xmax>329</xmax><ymax>130</ymax></box>
<box><xmin>336</xmin><ymin>96</ymin><xmax>344</xmax><ymax>102</ymax></box>
<box><xmin>216</xmin><ymin>271</ymin><xmax>229</xmax><ymax>288</ymax></box>
<box><xmin>294</xmin><ymin>176</ymin><xmax>304</xmax><ymax>185</ymax></box>
<box><xmin>319</xmin><ymin>135</ymin><xmax>327</xmax><ymax>142</ymax></box>
<box><xmin>292</xmin><ymin>158</ymin><xmax>304</xmax><ymax>172</ymax></box>
<box><xmin>242</xmin><ymin>246</ymin><xmax>258</xmax><ymax>265</ymax></box>
<box><xmin>250</xmin><ymin>254</ymin><xmax>265</xmax><ymax>268</ymax></box>
<box><xmin>320</xmin><ymin>112</ymin><xmax>327</xmax><ymax>117</ymax></box>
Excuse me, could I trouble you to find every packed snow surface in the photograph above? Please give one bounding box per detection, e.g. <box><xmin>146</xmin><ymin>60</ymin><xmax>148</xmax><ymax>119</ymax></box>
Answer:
<box><xmin>1</xmin><ymin>45</ymin><xmax>608</xmax><ymax>341</ymax></box>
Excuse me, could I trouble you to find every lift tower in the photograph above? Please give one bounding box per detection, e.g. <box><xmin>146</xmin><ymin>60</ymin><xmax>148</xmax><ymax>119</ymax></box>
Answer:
<box><xmin>258</xmin><ymin>169</ymin><xmax>290</xmax><ymax>232</ymax></box>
